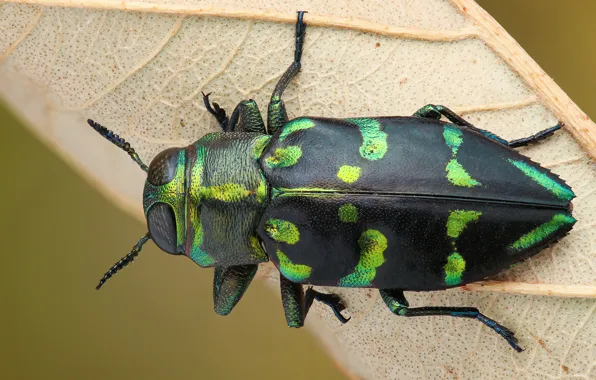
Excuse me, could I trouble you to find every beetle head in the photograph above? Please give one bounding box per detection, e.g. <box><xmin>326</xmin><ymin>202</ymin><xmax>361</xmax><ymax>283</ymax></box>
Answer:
<box><xmin>143</xmin><ymin>147</ymin><xmax>187</xmax><ymax>255</ymax></box>
<box><xmin>88</xmin><ymin>119</ymin><xmax>189</xmax><ymax>289</ymax></box>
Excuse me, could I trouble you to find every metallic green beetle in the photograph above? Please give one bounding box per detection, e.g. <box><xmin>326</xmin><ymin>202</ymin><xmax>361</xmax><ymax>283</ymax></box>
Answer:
<box><xmin>90</xmin><ymin>12</ymin><xmax>575</xmax><ymax>352</ymax></box>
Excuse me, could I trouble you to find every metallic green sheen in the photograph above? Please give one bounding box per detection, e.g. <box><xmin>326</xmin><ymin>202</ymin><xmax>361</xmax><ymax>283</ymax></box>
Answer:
<box><xmin>265</xmin><ymin>146</ymin><xmax>302</xmax><ymax>168</ymax></box>
<box><xmin>447</xmin><ymin>210</ymin><xmax>482</xmax><ymax>238</ymax></box>
<box><xmin>143</xmin><ymin>149</ymin><xmax>187</xmax><ymax>249</ymax></box>
<box><xmin>348</xmin><ymin>118</ymin><xmax>388</xmax><ymax>160</ymax></box>
<box><xmin>276</xmin><ymin>249</ymin><xmax>312</xmax><ymax>282</ymax></box>
<box><xmin>444</xmin><ymin>253</ymin><xmax>466</xmax><ymax>286</ymax></box>
<box><xmin>278</xmin><ymin>118</ymin><xmax>315</xmax><ymax>141</ymax></box>
<box><xmin>264</xmin><ymin>219</ymin><xmax>300</xmax><ymax>244</ymax></box>
<box><xmin>443</xmin><ymin>125</ymin><xmax>481</xmax><ymax>188</ymax></box>
<box><xmin>200</xmin><ymin>183</ymin><xmax>251</xmax><ymax>202</ymax></box>
<box><xmin>337</xmin><ymin>165</ymin><xmax>361</xmax><ymax>183</ymax></box>
<box><xmin>445</xmin><ymin>159</ymin><xmax>481</xmax><ymax>187</ymax></box>
<box><xmin>339</xmin><ymin>230</ymin><xmax>388</xmax><ymax>287</ymax></box>
<box><xmin>338</xmin><ymin>204</ymin><xmax>358</xmax><ymax>223</ymax></box>
<box><xmin>509</xmin><ymin>213</ymin><xmax>576</xmax><ymax>251</ymax></box>
<box><xmin>508</xmin><ymin>159</ymin><xmax>575</xmax><ymax>201</ymax></box>
<box><xmin>253</xmin><ymin>135</ymin><xmax>271</xmax><ymax>159</ymax></box>
<box><xmin>189</xmin><ymin>222</ymin><xmax>215</xmax><ymax>267</ymax></box>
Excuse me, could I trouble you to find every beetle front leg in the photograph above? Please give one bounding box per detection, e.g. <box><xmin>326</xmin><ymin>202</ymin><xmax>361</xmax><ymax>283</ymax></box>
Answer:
<box><xmin>414</xmin><ymin>104</ymin><xmax>562</xmax><ymax>148</ymax></box>
<box><xmin>202</xmin><ymin>92</ymin><xmax>229</xmax><ymax>131</ymax></box>
<box><xmin>379</xmin><ymin>289</ymin><xmax>524</xmax><ymax>352</ymax></box>
<box><xmin>267</xmin><ymin>11</ymin><xmax>307</xmax><ymax>135</ymax></box>
<box><xmin>280</xmin><ymin>275</ymin><xmax>350</xmax><ymax>327</ymax></box>
<box><xmin>213</xmin><ymin>265</ymin><xmax>258</xmax><ymax>316</ymax></box>
<box><xmin>229</xmin><ymin>100</ymin><xmax>266</xmax><ymax>133</ymax></box>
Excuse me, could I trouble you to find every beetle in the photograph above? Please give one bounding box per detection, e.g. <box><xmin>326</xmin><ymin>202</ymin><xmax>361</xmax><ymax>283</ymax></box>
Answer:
<box><xmin>89</xmin><ymin>11</ymin><xmax>575</xmax><ymax>352</ymax></box>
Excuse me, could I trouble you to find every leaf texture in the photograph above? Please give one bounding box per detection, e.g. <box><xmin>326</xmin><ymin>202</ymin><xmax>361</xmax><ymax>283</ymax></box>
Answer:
<box><xmin>1</xmin><ymin>1</ymin><xmax>595</xmax><ymax>378</ymax></box>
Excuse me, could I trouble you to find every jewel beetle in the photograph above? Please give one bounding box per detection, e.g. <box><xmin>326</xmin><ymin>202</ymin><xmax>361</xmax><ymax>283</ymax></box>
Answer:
<box><xmin>89</xmin><ymin>11</ymin><xmax>575</xmax><ymax>352</ymax></box>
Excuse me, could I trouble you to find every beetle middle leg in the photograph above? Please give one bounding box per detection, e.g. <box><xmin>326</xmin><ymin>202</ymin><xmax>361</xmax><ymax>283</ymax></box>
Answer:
<box><xmin>280</xmin><ymin>275</ymin><xmax>350</xmax><ymax>327</ymax></box>
<box><xmin>229</xmin><ymin>100</ymin><xmax>266</xmax><ymax>133</ymax></box>
<box><xmin>379</xmin><ymin>288</ymin><xmax>523</xmax><ymax>352</ymax></box>
<box><xmin>414</xmin><ymin>104</ymin><xmax>562</xmax><ymax>148</ymax></box>
<box><xmin>267</xmin><ymin>11</ymin><xmax>307</xmax><ymax>135</ymax></box>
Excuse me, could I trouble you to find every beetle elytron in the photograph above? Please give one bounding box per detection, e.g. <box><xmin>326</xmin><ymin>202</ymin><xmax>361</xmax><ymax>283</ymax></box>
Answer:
<box><xmin>90</xmin><ymin>12</ymin><xmax>575</xmax><ymax>352</ymax></box>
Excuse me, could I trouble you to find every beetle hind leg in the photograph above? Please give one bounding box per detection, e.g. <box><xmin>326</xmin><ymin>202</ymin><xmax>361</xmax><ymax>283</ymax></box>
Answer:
<box><xmin>280</xmin><ymin>274</ymin><xmax>350</xmax><ymax>327</ymax></box>
<box><xmin>267</xmin><ymin>11</ymin><xmax>307</xmax><ymax>135</ymax></box>
<box><xmin>414</xmin><ymin>104</ymin><xmax>562</xmax><ymax>148</ymax></box>
<box><xmin>380</xmin><ymin>289</ymin><xmax>523</xmax><ymax>352</ymax></box>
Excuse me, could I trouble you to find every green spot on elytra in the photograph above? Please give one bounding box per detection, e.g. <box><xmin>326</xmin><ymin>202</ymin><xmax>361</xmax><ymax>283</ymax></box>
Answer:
<box><xmin>443</xmin><ymin>125</ymin><xmax>481</xmax><ymax>188</ymax></box>
<box><xmin>278</xmin><ymin>118</ymin><xmax>315</xmax><ymax>141</ymax></box>
<box><xmin>443</xmin><ymin>209</ymin><xmax>481</xmax><ymax>286</ymax></box>
<box><xmin>446</xmin><ymin>159</ymin><xmax>481</xmax><ymax>187</ymax></box>
<box><xmin>510</xmin><ymin>213</ymin><xmax>576</xmax><ymax>251</ymax></box>
<box><xmin>508</xmin><ymin>159</ymin><xmax>575</xmax><ymax>201</ymax></box>
<box><xmin>444</xmin><ymin>252</ymin><xmax>466</xmax><ymax>286</ymax></box>
<box><xmin>339</xmin><ymin>230</ymin><xmax>388</xmax><ymax>287</ymax></box>
<box><xmin>264</xmin><ymin>219</ymin><xmax>300</xmax><ymax>244</ymax></box>
<box><xmin>447</xmin><ymin>210</ymin><xmax>482</xmax><ymax>238</ymax></box>
<box><xmin>265</xmin><ymin>146</ymin><xmax>302</xmax><ymax>168</ymax></box>
<box><xmin>200</xmin><ymin>183</ymin><xmax>251</xmax><ymax>202</ymax></box>
<box><xmin>190</xmin><ymin>222</ymin><xmax>215</xmax><ymax>267</ymax></box>
<box><xmin>276</xmin><ymin>249</ymin><xmax>312</xmax><ymax>282</ymax></box>
<box><xmin>253</xmin><ymin>135</ymin><xmax>271</xmax><ymax>159</ymax></box>
<box><xmin>443</xmin><ymin>125</ymin><xmax>463</xmax><ymax>152</ymax></box>
<box><xmin>349</xmin><ymin>118</ymin><xmax>388</xmax><ymax>161</ymax></box>
<box><xmin>339</xmin><ymin>204</ymin><xmax>359</xmax><ymax>223</ymax></box>
<box><xmin>337</xmin><ymin>165</ymin><xmax>361</xmax><ymax>183</ymax></box>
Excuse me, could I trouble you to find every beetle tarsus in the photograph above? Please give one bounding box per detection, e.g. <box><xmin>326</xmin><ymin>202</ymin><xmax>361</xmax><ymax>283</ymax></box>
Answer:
<box><xmin>202</xmin><ymin>91</ymin><xmax>229</xmax><ymax>131</ymax></box>
<box><xmin>476</xmin><ymin>313</ymin><xmax>524</xmax><ymax>352</ymax></box>
<box><xmin>305</xmin><ymin>287</ymin><xmax>351</xmax><ymax>324</ymax></box>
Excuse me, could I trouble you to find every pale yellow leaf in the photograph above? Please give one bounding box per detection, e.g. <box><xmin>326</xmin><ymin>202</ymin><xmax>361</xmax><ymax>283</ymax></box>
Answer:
<box><xmin>1</xmin><ymin>1</ymin><xmax>595</xmax><ymax>378</ymax></box>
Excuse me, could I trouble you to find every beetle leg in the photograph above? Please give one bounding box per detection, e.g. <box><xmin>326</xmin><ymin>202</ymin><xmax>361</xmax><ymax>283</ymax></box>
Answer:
<box><xmin>213</xmin><ymin>265</ymin><xmax>258</xmax><ymax>316</ymax></box>
<box><xmin>280</xmin><ymin>275</ymin><xmax>350</xmax><ymax>327</ymax></box>
<box><xmin>305</xmin><ymin>287</ymin><xmax>351</xmax><ymax>324</ymax></box>
<box><xmin>229</xmin><ymin>100</ymin><xmax>266</xmax><ymax>133</ymax></box>
<box><xmin>202</xmin><ymin>92</ymin><xmax>229</xmax><ymax>131</ymax></box>
<box><xmin>380</xmin><ymin>289</ymin><xmax>524</xmax><ymax>352</ymax></box>
<box><xmin>414</xmin><ymin>104</ymin><xmax>562</xmax><ymax>148</ymax></box>
<box><xmin>267</xmin><ymin>11</ymin><xmax>307</xmax><ymax>135</ymax></box>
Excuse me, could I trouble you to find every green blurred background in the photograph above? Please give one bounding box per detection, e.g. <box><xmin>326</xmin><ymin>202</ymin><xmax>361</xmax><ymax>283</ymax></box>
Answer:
<box><xmin>2</xmin><ymin>2</ymin><xmax>595</xmax><ymax>379</ymax></box>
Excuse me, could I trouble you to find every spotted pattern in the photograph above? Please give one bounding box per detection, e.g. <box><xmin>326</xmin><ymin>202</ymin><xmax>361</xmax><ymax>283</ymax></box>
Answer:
<box><xmin>339</xmin><ymin>230</ymin><xmax>388</xmax><ymax>287</ymax></box>
<box><xmin>265</xmin><ymin>146</ymin><xmax>302</xmax><ymax>168</ymax></box>
<box><xmin>444</xmin><ymin>210</ymin><xmax>481</xmax><ymax>286</ymax></box>
<box><xmin>508</xmin><ymin>159</ymin><xmax>575</xmax><ymax>201</ymax></box>
<box><xmin>278</xmin><ymin>118</ymin><xmax>315</xmax><ymax>141</ymax></box>
<box><xmin>443</xmin><ymin>125</ymin><xmax>481</xmax><ymax>188</ymax></box>
<box><xmin>276</xmin><ymin>249</ymin><xmax>312</xmax><ymax>282</ymax></box>
<box><xmin>337</xmin><ymin>165</ymin><xmax>361</xmax><ymax>183</ymax></box>
<box><xmin>509</xmin><ymin>213</ymin><xmax>575</xmax><ymax>251</ymax></box>
<box><xmin>348</xmin><ymin>118</ymin><xmax>388</xmax><ymax>161</ymax></box>
<box><xmin>338</xmin><ymin>204</ymin><xmax>359</xmax><ymax>223</ymax></box>
<box><xmin>264</xmin><ymin>219</ymin><xmax>300</xmax><ymax>244</ymax></box>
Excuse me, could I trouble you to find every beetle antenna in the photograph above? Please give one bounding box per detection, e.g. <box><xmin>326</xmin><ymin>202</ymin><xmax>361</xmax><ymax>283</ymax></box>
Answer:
<box><xmin>87</xmin><ymin>119</ymin><xmax>149</xmax><ymax>172</ymax></box>
<box><xmin>96</xmin><ymin>233</ymin><xmax>151</xmax><ymax>290</ymax></box>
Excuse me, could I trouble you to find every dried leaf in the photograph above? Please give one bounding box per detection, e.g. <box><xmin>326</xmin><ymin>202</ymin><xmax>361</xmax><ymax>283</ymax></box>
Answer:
<box><xmin>1</xmin><ymin>1</ymin><xmax>595</xmax><ymax>378</ymax></box>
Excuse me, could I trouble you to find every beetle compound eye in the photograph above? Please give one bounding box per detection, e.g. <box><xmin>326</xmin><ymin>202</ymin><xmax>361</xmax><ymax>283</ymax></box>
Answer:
<box><xmin>147</xmin><ymin>148</ymin><xmax>181</xmax><ymax>186</ymax></box>
<box><xmin>147</xmin><ymin>203</ymin><xmax>178</xmax><ymax>254</ymax></box>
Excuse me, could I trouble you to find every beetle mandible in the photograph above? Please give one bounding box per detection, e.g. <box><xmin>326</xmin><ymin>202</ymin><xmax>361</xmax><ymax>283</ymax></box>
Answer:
<box><xmin>89</xmin><ymin>12</ymin><xmax>575</xmax><ymax>352</ymax></box>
